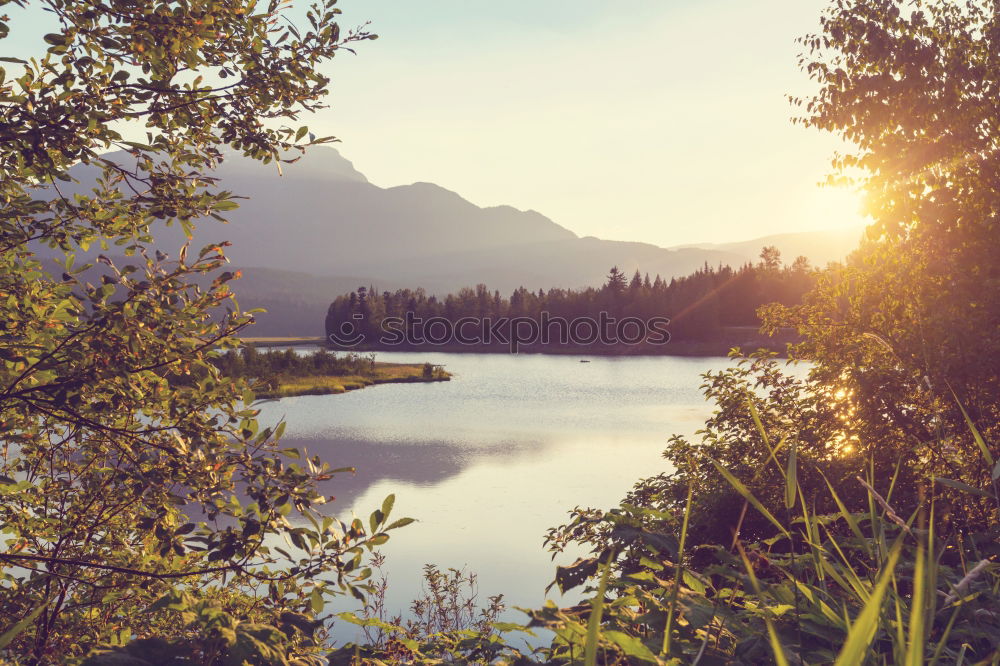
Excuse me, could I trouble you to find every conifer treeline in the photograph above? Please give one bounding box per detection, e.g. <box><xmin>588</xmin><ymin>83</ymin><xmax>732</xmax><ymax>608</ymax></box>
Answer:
<box><xmin>324</xmin><ymin>247</ymin><xmax>817</xmax><ymax>350</ymax></box>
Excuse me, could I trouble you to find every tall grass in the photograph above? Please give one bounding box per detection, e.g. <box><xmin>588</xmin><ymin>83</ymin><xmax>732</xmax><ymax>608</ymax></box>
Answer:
<box><xmin>566</xmin><ymin>399</ymin><xmax>999</xmax><ymax>665</ymax></box>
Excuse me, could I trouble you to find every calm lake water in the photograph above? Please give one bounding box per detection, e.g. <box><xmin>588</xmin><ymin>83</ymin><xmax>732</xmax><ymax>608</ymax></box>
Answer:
<box><xmin>255</xmin><ymin>350</ymin><xmax>733</xmax><ymax>641</ymax></box>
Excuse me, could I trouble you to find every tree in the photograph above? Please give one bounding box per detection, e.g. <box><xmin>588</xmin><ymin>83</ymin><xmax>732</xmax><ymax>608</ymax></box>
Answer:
<box><xmin>628</xmin><ymin>269</ymin><xmax>642</xmax><ymax>292</ymax></box>
<box><xmin>604</xmin><ymin>267</ymin><xmax>628</xmax><ymax>315</ymax></box>
<box><xmin>758</xmin><ymin>245</ymin><xmax>782</xmax><ymax>272</ymax></box>
<box><xmin>0</xmin><ymin>1</ymin><xmax>406</xmax><ymax>662</ymax></box>
<box><xmin>790</xmin><ymin>255</ymin><xmax>810</xmax><ymax>274</ymax></box>
<box><xmin>771</xmin><ymin>0</ymin><xmax>1000</xmax><ymax>501</ymax></box>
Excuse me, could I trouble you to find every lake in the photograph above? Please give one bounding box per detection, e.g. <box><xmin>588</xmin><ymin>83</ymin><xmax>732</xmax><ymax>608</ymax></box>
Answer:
<box><xmin>255</xmin><ymin>350</ymin><xmax>733</xmax><ymax>642</ymax></box>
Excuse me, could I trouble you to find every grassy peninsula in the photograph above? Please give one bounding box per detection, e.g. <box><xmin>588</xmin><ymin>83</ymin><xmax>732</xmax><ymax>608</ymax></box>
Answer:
<box><xmin>258</xmin><ymin>362</ymin><xmax>449</xmax><ymax>398</ymax></box>
<box><xmin>214</xmin><ymin>346</ymin><xmax>449</xmax><ymax>399</ymax></box>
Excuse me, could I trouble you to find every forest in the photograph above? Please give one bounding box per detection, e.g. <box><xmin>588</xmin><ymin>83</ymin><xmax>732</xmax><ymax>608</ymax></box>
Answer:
<box><xmin>324</xmin><ymin>249</ymin><xmax>815</xmax><ymax>352</ymax></box>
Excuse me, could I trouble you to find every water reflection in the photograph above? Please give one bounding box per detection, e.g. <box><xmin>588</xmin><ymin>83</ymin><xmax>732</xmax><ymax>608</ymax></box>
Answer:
<box><xmin>255</xmin><ymin>351</ymin><xmax>732</xmax><ymax>642</ymax></box>
<box><xmin>286</xmin><ymin>436</ymin><xmax>552</xmax><ymax>510</ymax></box>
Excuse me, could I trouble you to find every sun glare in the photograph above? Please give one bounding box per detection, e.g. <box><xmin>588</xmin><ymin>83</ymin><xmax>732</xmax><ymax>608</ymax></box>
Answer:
<box><xmin>807</xmin><ymin>183</ymin><xmax>868</xmax><ymax>232</ymax></box>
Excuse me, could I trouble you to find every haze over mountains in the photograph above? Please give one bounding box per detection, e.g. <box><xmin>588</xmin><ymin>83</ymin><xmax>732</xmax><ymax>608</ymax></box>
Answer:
<box><xmin>66</xmin><ymin>147</ymin><xmax>864</xmax><ymax>335</ymax></box>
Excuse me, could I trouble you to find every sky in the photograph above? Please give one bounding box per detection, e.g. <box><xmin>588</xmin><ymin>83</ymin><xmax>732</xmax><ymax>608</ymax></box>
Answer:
<box><xmin>5</xmin><ymin>0</ymin><xmax>867</xmax><ymax>247</ymax></box>
<box><xmin>313</xmin><ymin>0</ymin><xmax>868</xmax><ymax>246</ymax></box>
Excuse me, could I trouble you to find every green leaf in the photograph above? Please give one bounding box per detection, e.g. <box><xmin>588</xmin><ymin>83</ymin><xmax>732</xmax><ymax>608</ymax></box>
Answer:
<box><xmin>491</xmin><ymin>621</ymin><xmax>534</xmax><ymax>634</ymax></box>
<box><xmin>384</xmin><ymin>517</ymin><xmax>415</xmax><ymax>531</ymax></box>
<box><xmin>682</xmin><ymin>569</ymin><xmax>707</xmax><ymax>595</ymax></box>
<box><xmin>904</xmin><ymin>540</ymin><xmax>926</xmax><ymax>666</ymax></box>
<box><xmin>602</xmin><ymin>630</ymin><xmax>659</xmax><ymax>663</ymax></box>
<box><xmin>368</xmin><ymin>509</ymin><xmax>383</xmax><ymax>533</ymax></box>
<box><xmin>381</xmin><ymin>494</ymin><xmax>395</xmax><ymax>521</ymax></box>
<box><xmin>552</xmin><ymin>557</ymin><xmax>598</xmax><ymax>595</ymax></box>
<box><xmin>174</xmin><ymin>522</ymin><xmax>196</xmax><ymax>536</ymax></box>
<box><xmin>820</xmin><ymin>470</ymin><xmax>867</xmax><ymax>546</ymax></box>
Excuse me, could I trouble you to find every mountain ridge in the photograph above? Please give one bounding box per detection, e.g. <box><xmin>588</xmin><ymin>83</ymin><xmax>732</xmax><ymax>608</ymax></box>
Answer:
<box><xmin>57</xmin><ymin>147</ymin><xmax>864</xmax><ymax>335</ymax></box>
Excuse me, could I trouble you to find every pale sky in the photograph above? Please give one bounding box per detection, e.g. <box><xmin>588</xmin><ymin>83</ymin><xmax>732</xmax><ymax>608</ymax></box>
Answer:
<box><xmin>314</xmin><ymin>0</ymin><xmax>867</xmax><ymax>246</ymax></box>
<box><xmin>6</xmin><ymin>0</ymin><xmax>866</xmax><ymax>247</ymax></box>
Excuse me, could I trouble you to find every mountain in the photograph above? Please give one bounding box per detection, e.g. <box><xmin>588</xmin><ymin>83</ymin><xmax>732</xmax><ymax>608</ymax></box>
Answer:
<box><xmin>142</xmin><ymin>148</ymin><xmax>579</xmax><ymax>278</ymax></box>
<box><xmin>670</xmin><ymin>227</ymin><xmax>865</xmax><ymax>269</ymax></box>
<box><xmin>55</xmin><ymin>148</ymin><xmax>863</xmax><ymax>335</ymax></box>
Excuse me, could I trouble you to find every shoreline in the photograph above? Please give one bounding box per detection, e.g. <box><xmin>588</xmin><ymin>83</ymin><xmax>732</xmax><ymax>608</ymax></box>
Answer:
<box><xmin>255</xmin><ymin>363</ymin><xmax>451</xmax><ymax>399</ymax></box>
<box><xmin>240</xmin><ymin>338</ymin><xmax>795</xmax><ymax>358</ymax></box>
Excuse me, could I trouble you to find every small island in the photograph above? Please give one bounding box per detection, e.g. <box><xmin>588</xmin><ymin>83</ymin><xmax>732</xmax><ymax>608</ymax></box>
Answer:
<box><xmin>218</xmin><ymin>345</ymin><xmax>450</xmax><ymax>399</ymax></box>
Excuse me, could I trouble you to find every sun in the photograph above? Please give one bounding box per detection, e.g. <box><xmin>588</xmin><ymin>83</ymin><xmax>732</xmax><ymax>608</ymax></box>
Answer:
<box><xmin>806</xmin><ymin>183</ymin><xmax>869</xmax><ymax>232</ymax></box>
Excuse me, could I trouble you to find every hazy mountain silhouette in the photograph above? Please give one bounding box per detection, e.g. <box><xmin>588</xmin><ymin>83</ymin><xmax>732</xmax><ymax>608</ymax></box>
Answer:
<box><xmin>670</xmin><ymin>227</ymin><xmax>865</xmax><ymax>269</ymax></box>
<box><xmin>140</xmin><ymin>147</ymin><xmax>578</xmax><ymax>277</ymax></box>
<box><xmin>57</xmin><ymin>148</ymin><xmax>864</xmax><ymax>335</ymax></box>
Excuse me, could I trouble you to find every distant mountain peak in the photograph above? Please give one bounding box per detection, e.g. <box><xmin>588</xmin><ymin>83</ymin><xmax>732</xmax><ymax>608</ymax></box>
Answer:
<box><xmin>669</xmin><ymin>226</ymin><xmax>864</xmax><ymax>267</ymax></box>
<box><xmin>218</xmin><ymin>145</ymin><xmax>368</xmax><ymax>183</ymax></box>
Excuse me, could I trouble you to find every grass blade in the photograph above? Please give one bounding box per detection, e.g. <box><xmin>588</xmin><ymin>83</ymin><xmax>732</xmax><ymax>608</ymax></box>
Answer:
<box><xmin>737</xmin><ymin>544</ymin><xmax>790</xmax><ymax>666</ymax></box>
<box><xmin>928</xmin><ymin>605</ymin><xmax>962</xmax><ymax>666</ymax></box>
<box><xmin>584</xmin><ymin>553</ymin><xmax>613</xmax><ymax>666</ymax></box>
<box><xmin>712</xmin><ymin>459</ymin><xmax>790</xmax><ymax>539</ymax></box>
<box><xmin>934</xmin><ymin>476</ymin><xmax>991</xmax><ymax>499</ymax></box>
<box><xmin>785</xmin><ymin>438</ymin><xmax>797</xmax><ymax>510</ymax></box>
<box><xmin>746</xmin><ymin>393</ymin><xmax>788</xmax><ymax>481</ymax></box>
<box><xmin>0</xmin><ymin>601</ymin><xmax>47</xmax><ymax>650</ymax></box>
<box><xmin>663</xmin><ymin>476</ymin><xmax>694</xmax><ymax>656</ymax></box>
<box><xmin>832</xmin><ymin>542</ymin><xmax>902</xmax><ymax>666</ymax></box>
<box><xmin>821</xmin><ymin>470</ymin><xmax>868</xmax><ymax>551</ymax></box>
<box><xmin>904</xmin><ymin>538</ymin><xmax>926</xmax><ymax>666</ymax></box>
<box><xmin>949</xmin><ymin>385</ymin><xmax>993</xmax><ymax>467</ymax></box>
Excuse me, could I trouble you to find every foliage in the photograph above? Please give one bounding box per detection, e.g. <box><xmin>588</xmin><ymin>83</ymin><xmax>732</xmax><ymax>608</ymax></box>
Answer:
<box><xmin>212</xmin><ymin>346</ymin><xmax>378</xmax><ymax>382</ymax></box>
<box><xmin>535</xmin><ymin>407</ymin><xmax>1000</xmax><ymax>665</ymax></box>
<box><xmin>0</xmin><ymin>0</ymin><xmax>404</xmax><ymax>663</ymax></box>
<box><xmin>79</xmin><ymin>591</ymin><xmax>330</xmax><ymax>665</ymax></box>
<box><xmin>330</xmin><ymin>556</ymin><xmax>517</xmax><ymax>665</ymax></box>
<box><xmin>765</xmin><ymin>0</ymin><xmax>1000</xmax><ymax>515</ymax></box>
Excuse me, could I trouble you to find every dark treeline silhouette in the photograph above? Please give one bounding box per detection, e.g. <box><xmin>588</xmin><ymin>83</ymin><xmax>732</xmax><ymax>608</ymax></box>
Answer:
<box><xmin>212</xmin><ymin>347</ymin><xmax>378</xmax><ymax>385</ymax></box>
<box><xmin>324</xmin><ymin>247</ymin><xmax>816</xmax><ymax>353</ymax></box>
